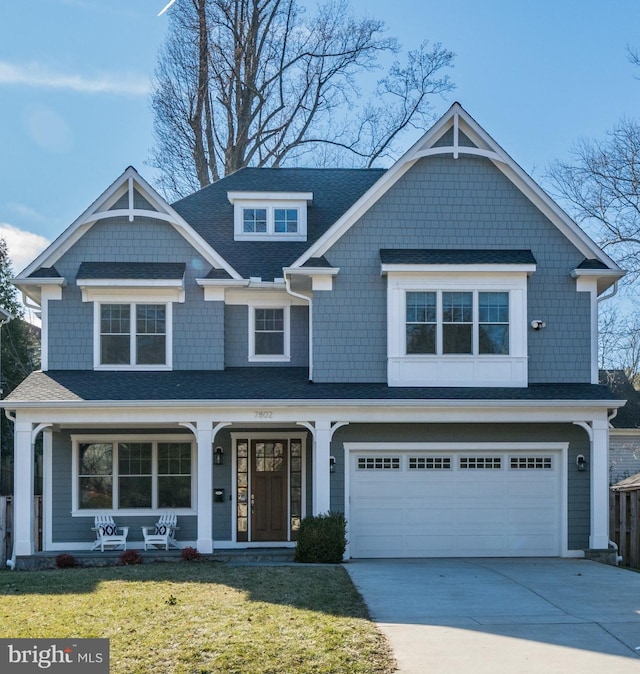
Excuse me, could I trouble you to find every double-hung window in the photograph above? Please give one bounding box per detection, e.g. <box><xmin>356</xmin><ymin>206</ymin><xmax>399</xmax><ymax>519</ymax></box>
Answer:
<box><xmin>249</xmin><ymin>305</ymin><xmax>290</xmax><ymax>362</ymax></box>
<box><xmin>406</xmin><ymin>291</ymin><xmax>509</xmax><ymax>355</ymax></box>
<box><xmin>99</xmin><ymin>303</ymin><xmax>168</xmax><ymax>367</ymax></box>
<box><xmin>75</xmin><ymin>436</ymin><xmax>193</xmax><ymax>513</ymax></box>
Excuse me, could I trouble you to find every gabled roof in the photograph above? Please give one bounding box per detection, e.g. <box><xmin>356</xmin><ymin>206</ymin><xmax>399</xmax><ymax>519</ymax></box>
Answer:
<box><xmin>292</xmin><ymin>102</ymin><xmax>624</xmax><ymax>291</ymax></box>
<box><xmin>172</xmin><ymin>168</ymin><xmax>385</xmax><ymax>281</ymax></box>
<box><xmin>15</xmin><ymin>166</ymin><xmax>241</xmax><ymax>284</ymax></box>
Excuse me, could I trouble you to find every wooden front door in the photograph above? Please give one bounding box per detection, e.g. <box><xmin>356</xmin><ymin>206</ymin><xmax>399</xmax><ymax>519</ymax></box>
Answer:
<box><xmin>251</xmin><ymin>440</ymin><xmax>288</xmax><ymax>541</ymax></box>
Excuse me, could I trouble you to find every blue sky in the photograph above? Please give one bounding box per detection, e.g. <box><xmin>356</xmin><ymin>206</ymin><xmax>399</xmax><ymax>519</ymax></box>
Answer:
<box><xmin>1</xmin><ymin>0</ymin><xmax>639</xmax><ymax>276</ymax></box>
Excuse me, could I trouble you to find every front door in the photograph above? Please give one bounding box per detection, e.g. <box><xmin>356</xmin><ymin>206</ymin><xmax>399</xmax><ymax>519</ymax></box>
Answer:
<box><xmin>251</xmin><ymin>440</ymin><xmax>288</xmax><ymax>541</ymax></box>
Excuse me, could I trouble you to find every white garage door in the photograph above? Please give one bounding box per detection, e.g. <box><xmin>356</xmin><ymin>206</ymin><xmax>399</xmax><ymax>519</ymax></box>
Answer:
<box><xmin>348</xmin><ymin>450</ymin><xmax>562</xmax><ymax>558</ymax></box>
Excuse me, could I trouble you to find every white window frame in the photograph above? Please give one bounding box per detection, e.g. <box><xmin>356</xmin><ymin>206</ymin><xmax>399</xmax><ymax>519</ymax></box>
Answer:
<box><xmin>93</xmin><ymin>301</ymin><xmax>173</xmax><ymax>371</ymax></box>
<box><xmin>248</xmin><ymin>303</ymin><xmax>291</xmax><ymax>362</ymax></box>
<box><xmin>387</xmin><ymin>270</ymin><xmax>529</xmax><ymax>387</ymax></box>
<box><xmin>405</xmin><ymin>289</ymin><xmax>510</xmax><ymax>356</ymax></box>
<box><xmin>71</xmin><ymin>434</ymin><xmax>196</xmax><ymax>516</ymax></box>
<box><xmin>229</xmin><ymin>194</ymin><xmax>310</xmax><ymax>241</ymax></box>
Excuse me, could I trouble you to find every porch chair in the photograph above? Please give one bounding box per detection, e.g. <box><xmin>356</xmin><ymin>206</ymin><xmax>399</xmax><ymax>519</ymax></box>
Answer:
<box><xmin>92</xmin><ymin>515</ymin><xmax>129</xmax><ymax>552</ymax></box>
<box><xmin>142</xmin><ymin>512</ymin><xmax>179</xmax><ymax>551</ymax></box>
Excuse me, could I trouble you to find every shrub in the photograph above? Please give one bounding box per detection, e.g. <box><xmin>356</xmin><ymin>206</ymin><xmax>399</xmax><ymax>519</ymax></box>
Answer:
<box><xmin>294</xmin><ymin>512</ymin><xmax>347</xmax><ymax>564</ymax></box>
<box><xmin>118</xmin><ymin>550</ymin><xmax>143</xmax><ymax>565</ymax></box>
<box><xmin>55</xmin><ymin>553</ymin><xmax>79</xmax><ymax>569</ymax></box>
<box><xmin>181</xmin><ymin>546</ymin><xmax>202</xmax><ymax>562</ymax></box>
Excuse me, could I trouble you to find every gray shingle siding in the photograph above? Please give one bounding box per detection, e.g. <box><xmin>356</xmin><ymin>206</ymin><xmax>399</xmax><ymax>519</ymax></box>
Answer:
<box><xmin>313</xmin><ymin>155</ymin><xmax>592</xmax><ymax>383</ymax></box>
<box><xmin>225</xmin><ymin>305</ymin><xmax>309</xmax><ymax>367</ymax></box>
<box><xmin>47</xmin><ymin>217</ymin><xmax>221</xmax><ymax>371</ymax></box>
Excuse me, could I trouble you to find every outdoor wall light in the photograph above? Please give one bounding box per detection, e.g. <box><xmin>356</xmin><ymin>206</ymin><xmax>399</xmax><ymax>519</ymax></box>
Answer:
<box><xmin>329</xmin><ymin>456</ymin><xmax>336</xmax><ymax>473</ymax></box>
<box><xmin>576</xmin><ymin>454</ymin><xmax>586</xmax><ymax>472</ymax></box>
<box><xmin>214</xmin><ymin>446</ymin><xmax>224</xmax><ymax>466</ymax></box>
<box><xmin>530</xmin><ymin>320</ymin><xmax>547</xmax><ymax>330</ymax></box>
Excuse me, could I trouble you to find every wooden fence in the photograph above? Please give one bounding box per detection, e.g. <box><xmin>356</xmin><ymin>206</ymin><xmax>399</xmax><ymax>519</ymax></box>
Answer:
<box><xmin>0</xmin><ymin>496</ymin><xmax>42</xmax><ymax>566</ymax></box>
<box><xmin>610</xmin><ymin>489</ymin><xmax>640</xmax><ymax>568</ymax></box>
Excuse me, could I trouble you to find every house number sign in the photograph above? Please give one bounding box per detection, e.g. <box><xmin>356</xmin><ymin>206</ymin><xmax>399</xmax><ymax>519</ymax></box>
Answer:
<box><xmin>254</xmin><ymin>411</ymin><xmax>273</xmax><ymax>419</ymax></box>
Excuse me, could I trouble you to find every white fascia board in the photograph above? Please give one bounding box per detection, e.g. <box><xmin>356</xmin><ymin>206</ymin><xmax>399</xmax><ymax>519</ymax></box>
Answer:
<box><xmin>196</xmin><ymin>279</ymin><xmax>249</xmax><ymax>287</ymax></box>
<box><xmin>293</xmin><ymin>102</ymin><xmax>622</xmax><ymax>274</ymax></box>
<box><xmin>12</xmin><ymin>277</ymin><xmax>66</xmax><ymax>306</ymax></box>
<box><xmin>19</xmin><ymin>167</ymin><xmax>242</xmax><ymax>282</ymax></box>
<box><xmin>381</xmin><ymin>263</ymin><xmax>536</xmax><ymax>275</ymax></box>
<box><xmin>4</xmin><ymin>397</ymin><xmax>626</xmax><ymax>413</ymax></box>
<box><xmin>283</xmin><ymin>267</ymin><xmax>340</xmax><ymax>276</ymax></box>
<box><xmin>227</xmin><ymin>191</ymin><xmax>313</xmax><ymax>204</ymax></box>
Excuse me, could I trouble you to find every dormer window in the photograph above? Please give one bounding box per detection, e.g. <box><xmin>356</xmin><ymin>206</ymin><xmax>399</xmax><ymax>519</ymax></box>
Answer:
<box><xmin>228</xmin><ymin>191</ymin><xmax>312</xmax><ymax>241</ymax></box>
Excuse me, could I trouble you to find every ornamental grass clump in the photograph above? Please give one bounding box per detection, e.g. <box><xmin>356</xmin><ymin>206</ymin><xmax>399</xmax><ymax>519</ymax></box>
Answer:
<box><xmin>295</xmin><ymin>512</ymin><xmax>347</xmax><ymax>564</ymax></box>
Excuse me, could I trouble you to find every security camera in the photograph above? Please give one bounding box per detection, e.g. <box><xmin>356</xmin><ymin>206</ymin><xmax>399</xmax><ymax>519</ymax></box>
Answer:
<box><xmin>530</xmin><ymin>320</ymin><xmax>546</xmax><ymax>330</ymax></box>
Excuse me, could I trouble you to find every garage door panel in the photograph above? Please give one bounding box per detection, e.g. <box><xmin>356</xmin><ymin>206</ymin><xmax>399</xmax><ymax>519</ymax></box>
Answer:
<box><xmin>349</xmin><ymin>451</ymin><xmax>562</xmax><ymax>558</ymax></box>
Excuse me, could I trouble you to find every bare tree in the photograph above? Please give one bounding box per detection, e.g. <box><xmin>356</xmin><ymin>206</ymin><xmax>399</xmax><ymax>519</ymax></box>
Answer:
<box><xmin>548</xmin><ymin>118</ymin><xmax>640</xmax><ymax>279</ymax></box>
<box><xmin>151</xmin><ymin>0</ymin><xmax>455</xmax><ymax>198</ymax></box>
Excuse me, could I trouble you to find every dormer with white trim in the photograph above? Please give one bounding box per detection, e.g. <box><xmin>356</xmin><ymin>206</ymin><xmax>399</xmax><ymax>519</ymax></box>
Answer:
<box><xmin>228</xmin><ymin>191</ymin><xmax>313</xmax><ymax>241</ymax></box>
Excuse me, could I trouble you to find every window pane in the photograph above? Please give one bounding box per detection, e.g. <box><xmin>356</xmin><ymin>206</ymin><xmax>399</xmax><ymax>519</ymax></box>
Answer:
<box><xmin>406</xmin><ymin>324</ymin><xmax>436</xmax><ymax>354</ymax></box>
<box><xmin>479</xmin><ymin>292</ymin><xmax>509</xmax><ymax>323</ymax></box>
<box><xmin>443</xmin><ymin>323</ymin><xmax>472</xmax><ymax>354</ymax></box>
<box><xmin>136</xmin><ymin>305</ymin><xmax>165</xmax><ymax>334</ymax></box>
<box><xmin>101</xmin><ymin>304</ymin><xmax>130</xmax><ymax>334</ymax></box>
<box><xmin>158</xmin><ymin>443</ymin><xmax>191</xmax><ymax>475</ymax></box>
<box><xmin>136</xmin><ymin>335</ymin><xmax>166</xmax><ymax>364</ymax></box>
<box><xmin>243</xmin><ymin>208</ymin><xmax>267</xmax><ymax>233</ymax></box>
<box><xmin>406</xmin><ymin>292</ymin><xmax>436</xmax><ymax>322</ymax></box>
<box><xmin>79</xmin><ymin>476</ymin><xmax>112</xmax><ymax>509</ymax></box>
<box><xmin>119</xmin><ymin>443</ymin><xmax>152</xmax><ymax>475</ymax></box>
<box><xmin>254</xmin><ymin>308</ymin><xmax>285</xmax><ymax>355</ymax></box>
<box><xmin>442</xmin><ymin>292</ymin><xmax>472</xmax><ymax>322</ymax></box>
<box><xmin>119</xmin><ymin>476</ymin><xmax>152</xmax><ymax>508</ymax></box>
<box><xmin>158</xmin><ymin>476</ymin><xmax>191</xmax><ymax>508</ymax></box>
<box><xmin>100</xmin><ymin>305</ymin><xmax>130</xmax><ymax>365</ymax></box>
<box><xmin>479</xmin><ymin>324</ymin><xmax>509</xmax><ymax>354</ymax></box>
<box><xmin>80</xmin><ymin>443</ymin><xmax>112</xmax><ymax>476</ymax></box>
<box><xmin>274</xmin><ymin>208</ymin><xmax>298</xmax><ymax>233</ymax></box>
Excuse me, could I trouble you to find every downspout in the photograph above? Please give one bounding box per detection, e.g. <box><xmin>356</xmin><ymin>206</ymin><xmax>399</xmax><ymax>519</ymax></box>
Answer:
<box><xmin>4</xmin><ymin>409</ymin><xmax>16</xmax><ymax>569</ymax></box>
<box><xmin>284</xmin><ymin>274</ymin><xmax>313</xmax><ymax>382</ymax></box>
<box><xmin>607</xmin><ymin>407</ymin><xmax>623</xmax><ymax>564</ymax></box>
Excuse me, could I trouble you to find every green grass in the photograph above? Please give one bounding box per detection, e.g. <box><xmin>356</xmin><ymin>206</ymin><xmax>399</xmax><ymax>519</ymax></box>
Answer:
<box><xmin>0</xmin><ymin>563</ymin><xmax>395</xmax><ymax>674</ymax></box>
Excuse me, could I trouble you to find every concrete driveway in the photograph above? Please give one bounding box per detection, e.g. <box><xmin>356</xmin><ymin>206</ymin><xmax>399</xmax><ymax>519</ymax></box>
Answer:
<box><xmin>345</xmin><ymin>558</ymin><xmax>640</xmax><ymax>674</ymax></box>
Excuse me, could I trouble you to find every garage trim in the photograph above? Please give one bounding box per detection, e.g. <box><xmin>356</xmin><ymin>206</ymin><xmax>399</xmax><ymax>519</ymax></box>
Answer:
<box><xmin>344</xmin><ymin>442</ymin><xmax>571</xmax><ymax>558</ymax></box>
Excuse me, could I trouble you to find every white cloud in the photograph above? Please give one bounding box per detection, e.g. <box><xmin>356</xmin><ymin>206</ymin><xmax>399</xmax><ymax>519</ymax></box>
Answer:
<box><xmin>0</xmin><ymin>61</ymin><xmax>150</xmax><ymax>96</ymax></box>
<box><xmin>0</xmin><ymin>224</ymin><xmax>50</xmax><ymax>275</ymax></box>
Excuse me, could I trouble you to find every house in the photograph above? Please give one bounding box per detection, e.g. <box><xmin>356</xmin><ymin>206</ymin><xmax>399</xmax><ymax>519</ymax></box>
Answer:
<box><xmin>600</xmin><ymin>370</ymin><xmax>640</xmax><ymax>485</ymax></box>
<box><xmin>4</xmin><ymin>103</ymin><xmax>626</xmax><ymax>563</ymax></box>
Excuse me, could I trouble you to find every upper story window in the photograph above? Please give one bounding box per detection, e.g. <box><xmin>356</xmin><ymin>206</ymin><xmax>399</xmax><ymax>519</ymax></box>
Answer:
<box><xmin>382</xmin><ymin>249</ymin><xmax>536</xmax><ymax>387</ymax></box>
<box><xmin>406</xmin><ymin>291</ymin><xmax>509</xmax><ymax>356</ymax></box>
<box><xmin>249</xmin><ymin>304</ymin><xmax>291</xmax><ymax>362</ymax></box>
<box><xmin>228</xmin><ymin>191</ymin><xmax>312</xmax><ymax>241</ymax></box>
<box><xmin>100</xmin><ymin>303</ymin><xmax>168</xmax><ymax>367</ymax></box>
<box><xmin>76</xmin><ymin>262</ymin><xmax>184</xmax><ymax>372</ymax></box>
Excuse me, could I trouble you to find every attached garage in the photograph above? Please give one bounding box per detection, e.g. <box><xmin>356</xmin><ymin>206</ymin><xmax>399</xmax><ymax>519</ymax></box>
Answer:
<box><xmin>346</xmin><ymin>443</ymin><xmax>566</xmax><ymax>558</ymax></box>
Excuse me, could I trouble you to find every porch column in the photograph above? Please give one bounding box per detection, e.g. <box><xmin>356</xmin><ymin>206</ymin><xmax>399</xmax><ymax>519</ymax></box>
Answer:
<box><xmin>13</xmin><ymin>421</ymin><xmax>34</xmax><ymax>557</ymax></box>
<box><xmin>590</xmin><ymin>419</ymin><xmax>610</xmax><ymax>549</ymax></box>
<box><xmin>313</xmin><ymin>420</ymin><xmax>332</xmax><ymax>515</ymax></box>
<box><xmin>195</xmin><ymin>422</ymin><xmax>214</xmax><ymax>554</ymax></box>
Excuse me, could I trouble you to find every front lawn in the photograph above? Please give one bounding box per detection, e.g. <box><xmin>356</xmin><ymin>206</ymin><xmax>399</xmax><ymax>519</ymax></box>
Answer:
<box><xmin>0</xmin><ymin>563</ymin><xmax>395</xmax><ymax>674</ymax></box>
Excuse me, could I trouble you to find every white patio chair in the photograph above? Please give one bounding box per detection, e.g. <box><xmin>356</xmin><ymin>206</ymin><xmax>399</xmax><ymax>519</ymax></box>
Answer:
<box><xmin>142</xmin><ymin>512</ymin><xmax>179</xmax><ymax>550</ymax></box>
<box><xmin>92</xmin><ymin>515</ymin><xmax>128</xmax><ymax>552</ymax></box>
